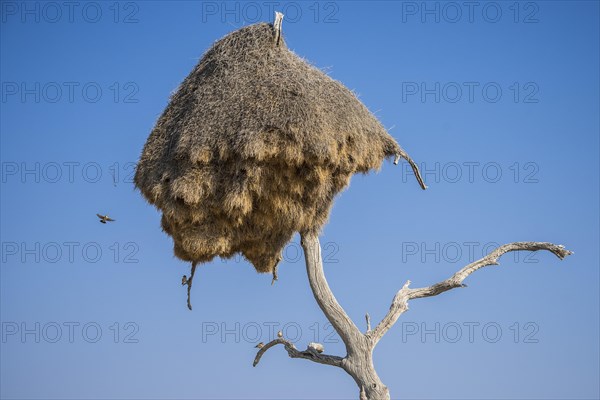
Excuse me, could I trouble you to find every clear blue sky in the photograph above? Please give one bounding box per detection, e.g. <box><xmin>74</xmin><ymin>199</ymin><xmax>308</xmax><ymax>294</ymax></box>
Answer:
<box><xmin>1</xmin><ymin>1</ymin><xmax>598</xmax><ymax>399</ymax></box>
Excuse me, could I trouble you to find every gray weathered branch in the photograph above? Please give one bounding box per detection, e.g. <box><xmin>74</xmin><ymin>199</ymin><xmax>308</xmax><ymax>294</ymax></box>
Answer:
<box><xmin>301</xmin><ymin>232</ymin><xmax>364</xmax><ymax>353</ymax></box>
<box><xmin>369</xmin><ymin>280</ymin><xmax>411</xmax><ymax>345</ymax></box>
<box><xmin>370</xmin><ymin>242</ymin><xmax>573</xmax><ymax>344</ymax></box>
<box><xmin>273</xmin><ymin>11</ymin><xmax>284</xmax><ymax>46</ymax></box>
<box><xmin>394</xmin><ymin>150</ymin><xmax>427</xmax><ymax>190</ymax></box>
<box><xmin>253</xmin><ymin>338</ymin><xmax>344</xmax><ymax>368</ymax></box>
<box><xmin>408</xmin><ymin>242</ymin><xmax>571</xmax><ymax>299</ymax></box>
<box><xmin>182</xmin><ymin>262</ymin><xmax>198</xmax><ymax>311</ymax></box>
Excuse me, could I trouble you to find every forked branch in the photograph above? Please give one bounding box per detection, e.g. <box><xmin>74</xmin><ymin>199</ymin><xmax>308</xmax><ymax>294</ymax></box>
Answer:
<box><xmin>253</xmin><ymin>237</ymin><xmax>571</xmax><ymax>399</ymax></box>
<box><xmin>370</xmin><ymin>242</ymin><xmax>573</xmax><ymax>344</ymax></box>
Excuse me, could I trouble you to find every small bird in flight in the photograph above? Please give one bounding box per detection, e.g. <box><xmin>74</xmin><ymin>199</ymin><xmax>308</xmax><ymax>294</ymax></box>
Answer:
<box><xmin>96</xmin><ymin>214</ymin><xmax>116</xmax><ymax>224</ymax></box>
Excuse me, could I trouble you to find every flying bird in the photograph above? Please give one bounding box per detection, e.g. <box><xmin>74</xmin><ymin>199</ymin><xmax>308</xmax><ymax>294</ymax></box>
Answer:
<box><xmin>255</xmin><ymin>342</ymin><xmax>264</xmax><ymax>349</ymax></box>
<box><xmin>96</xmin><ymin>214</ymin><xmax>116</xmax><ymax>224</ymax></box>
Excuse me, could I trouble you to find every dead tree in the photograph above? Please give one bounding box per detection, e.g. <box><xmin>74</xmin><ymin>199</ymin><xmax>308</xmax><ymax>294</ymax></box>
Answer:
<box><xmin>134</xmin><ymin>11</ymin><xmax>573</xmax><ymax>400</ymax></box>
<box><xmin>253</xmin><ymin>235</ymin><xmax>571</xmax><ymax>399</ymax></box>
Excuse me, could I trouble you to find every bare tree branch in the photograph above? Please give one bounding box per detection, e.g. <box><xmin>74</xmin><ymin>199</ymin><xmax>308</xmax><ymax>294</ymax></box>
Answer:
<box><xmin>182</xmin><ymin>262</ymin><xmax>198</xmax><ymax>311</ymax></box>
<box><xmin>273</xmin><ymin>11</ymin><xmax>284</xmax><ymax>46</ymax></box>
<box><xmin>394</xmin><ymin>150</ymin><xmax>427</xmax><ymax>190</ymax></box>
<box><xmin>301</xmin><ymin>232</ymin><xmax>364</xmax><ymax>352</ymax></box>
<box><xmin>253</xmin><ymin>338</ymin><xmax>344</xmax><ymax>368</ymax></box>
<box><xmin>408</xmin><ymin>242</ymin><xmax>572</xmax><ymax>299</ymax></box>
<box><xmin>271</xmin><ymin>258</ymin><xmax>280</xmax><ymax>285</ymax></box>
<box><xmin>370</xmin><ymin>281</ymin><xmax>411</xmax><ymax>345</ymax></box>
<box><xmin>370</xmin><ymin>242</ymin><xmax>572</xmax><ymax>344</ymax></box>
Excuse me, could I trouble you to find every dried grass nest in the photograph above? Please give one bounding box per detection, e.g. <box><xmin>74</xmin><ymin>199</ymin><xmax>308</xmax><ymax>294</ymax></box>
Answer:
<box><xmin>135</xmin><ymin>19</ymin><xmax>425</xmax><ymax>276</ymax></box>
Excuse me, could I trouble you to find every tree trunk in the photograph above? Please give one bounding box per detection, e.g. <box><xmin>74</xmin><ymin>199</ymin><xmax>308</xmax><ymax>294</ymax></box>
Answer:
<box><xmin>252</xmin><ymin>231</ymin><xmax>571</xmax><ymax>399</ymax></box>
<box><xmin>345</xmin><ymin>351</ymin><xmax>390</xmax><ymax>400</ymax></box>
<box><xmin>301</xmin><ymin>232</ymin><xmax>390</xmax><ymax>399</ymax></box>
